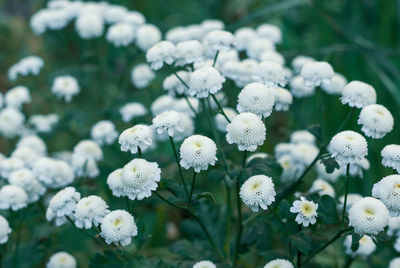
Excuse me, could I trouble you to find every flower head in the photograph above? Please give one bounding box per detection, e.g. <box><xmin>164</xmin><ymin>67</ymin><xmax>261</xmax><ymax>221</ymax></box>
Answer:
<box><xmin>188</xmin><ymin>66</ymin><xmax>225</xmax><ymax>98</ymax></box>
<box><xmin>5</xmin><ymin>86</ymin><xmax>31</xmax><ymax>108</ymax></box>
<box><xmin>175</xmin><ymin>40</ymin><xmax>204</xmax><ymax>66</ymax></box>
<box><xmin>106</xmin><ymin>22</ymin><xmax>135</xmax><ymax>47</ymax></box>
<box><xmin>240</xmin><ymin>175</ymin><xmax>275</xmax><ymax>212</ymax></box>
<box><xmin>75</xmin><ymin>13</ymin><xmax>104</xmax><ymax>39</ymax></box>
<box><xmin>74</xmin><ymin>195</ymin><xmax>109</xmax><ymax>229</ymax></box>
<box><xmin>329</xmin><ymin>131</ymin><xmax>368</xmax><ymax>164</ymax></box>
<box><xmin>290</xmin><ymin>196</ymin><xmax>318</xmax><ymax>227</ymax></box>
<box><xmin>381</xmin><ymin>144</ymin><xmax>400</xmax><ymax>173</ymax></box>
<box><xmin>0</xmin><ymin>185</ymin><xmax>28</xmax><ymax>211</ymax></box>
<box><xmin>372</xmin><ymin>175</ymin><xmax>400</xmax><ymax>216</ymax></box>
<box><xmin>203</xmin><ymin>30</ymin><xmax>234</xmax><ymax>53</ymax></box>
<box><xmin>215</xmin><ymin>107</ymin><xmax>237</xmax><ymax>132</ymax></box>
<box><xmin>52</xmin><ymin>76</ymin><xmax>80</xmax><ymax>102</ymax></box>
<box><xmin>264</xmin><ymin>259</ymin><xmax>294</xmax><ymax>268</ymax></box>
<box><xmin>107</xmin><ymin>169</ymin><xmax>125</xmax><ymax>197</ymax></box>
<box><xmin>237</xmin><ymin>82</ymin><xmax>275</xmax><ymax>118</ymax></box>
<box><xmin>180</xmin><ymin>135</ymin><xmax>217</xmax><ymax>173</ymax></box>
<box><xmin>120</xmin><ymin>102</ymin><xmax>147</xmax><ymax>122</ymax></box>
<box><xmin>152</xmin><ymin>110</ymin><xmax>184</xmax><ymax>137</ymax></box>
<box><xmin>272</xmin><ymin>87</ymin><xmax>293</xmax><ymax>111</ymax></box>
<box><xmin>91</xmin><ymin>120</ymin><xmax>118</xmax><ymax>146</ymax></box>
<box><xmin>289</xmin><ymin>76</ymin><xmax>314</xmax><ymax>98</ymax></box>
<box><xmin>300</xmin><ymin>61</ymin><xmax>334</xmax><ymax>87</ymax></box>
<box><xmin>131</xmin><ymin>64</ymin><xmax>155</xmax><ymax>89</ymax></box>
<box><xmin>100</xmin><ymin>210</ymin><xmax>138</xmax><ymax>246</ymax></box>
<box><xmin>344</xmin><ymin>235</ymin><xmax>376</xmax><ymax>258</ymax></box>
<box><xmin>341</xmin><ymin>81</ymin><xmax>376</xmax><ymax>108</ymax></box>
<box><xmin>119</xmin><ymin>124</ymin><xmax>153</xmax><ymax>154</ymax></box>
<box><xmin>146</xmin><ymin>41</ymin><xmax>176</xmax><ymax>70</ymax></box>
<box><xmin>193</xmin><ymin>260</ymin><xmax>216</xmax><ymax>268</ymax></box>
<box><xmin>0</xmin><ymin>215</ymin><xmax>12</xmax><ymax>244</ymax></box>
<box><xmin>46</xmin><ymin>187</ymin><xmax>80</xmax><ymax>225</ymax></box>
<box><xmin>253</xmin><ymin>61</ymin><xmax>286</xmax><ymax>87</ymax></box>
<box><xmin>46</xmin><ymin>252</ymin><xmax>77</xmax><ymax>268</ymax></box>
<box><xmin>358</xmin><ymin>104</ymin><xmax>394</xmax><ymax>139</ymax></box>
<box><xmin>309</xmin><ymin>179</ymin><xmax>335</xmax><ymax>197</ymax></box>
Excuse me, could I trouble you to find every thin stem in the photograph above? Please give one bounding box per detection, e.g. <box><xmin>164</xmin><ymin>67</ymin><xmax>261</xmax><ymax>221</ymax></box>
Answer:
<box><xmin>342</xmin><ymin>164</ymin><xmax>350</xmax><ymax>223</ymax></box>
<box><xmin>301</xmin><ymin>227</ymin><xmax>353</xmax><ymax>265</ymax></box>
<box><xmin>212</xmin><ymin>50</ymin><xmax>220</xmax><ymax>67</ymax></box>
<box><xmin>242</xmin><ymin>150</ymin><xmax>247</xmax><ymax>168</ymax></box>
<box><xmin>138</xmin><ymin>147</ymin><xmax>142</xmax><ymax>157</ymax></box>
<box><xmin>125</xmin><ymin>197</ymin><xmax>132</xmax><ymax>214</ymax></box>
<box><xmin>154</xmin><ymin>191</ymin><xmax>224</xmax><ymax>261</ymax></box>
<box><xmin>169</xmin><ymin>136</ymin><xmax>189</xmax><ymax>198</ymax></box>
<box><xmin>297</xmin><ymin>225</ymin><xmax>302</xmax><ymax>268</ymax></box>
<box><xmin>187</xmin><ymin>172</ymin><xmax>198</xmax><ymax>207</ymax></box>
<box><xmin>211</xmin><ymin>94</ymin><xmax>231</xmax><ymax>123</ymax></box>
<box><xmin>333</xmin><ymin>107</ymin><xmax>356</xmax><ymax>138</ymax></box>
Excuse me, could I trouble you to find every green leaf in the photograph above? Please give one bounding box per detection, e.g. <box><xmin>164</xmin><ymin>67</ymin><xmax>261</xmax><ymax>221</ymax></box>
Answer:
<box><xmin>170</xmin><ymin>240</ymin><xmax>211</xmax><ymax>260</ymax></box>
<box><xmin>307</xmin><ymin>124</ymin><xmax>322</xmax><ymax>142</ymax></box>
<box><xmin>89</xmin><ymin>250</ymin><xmax>145</xmax><ymax>268</ymax></box>
<box><xmin>278</xmin><ymin>199</ymin><xmax>294</xmax><ymax>219</ymax></box>
<box><xmin>247</xmin><ymin>156</ymin><xmax>283</xmax><ymax>179</ymax></box>
<box><xmin>241</xmin><ymin>218</ymin><xmax>273</xmax><ymax>251</ymax></box>
<box><xmin>207</xmin><ymin>169</ymin><xmax>226</xmax><ymax>183</ymax></box>
<box><xmin>288</xmin><ymin>232</ymin><xmax>312</xmax><ymax>255</ymax></box>
<box><xmin>318</xmin><ymin>195</ymin><xmax>340</xmax><ymax>224</ymax></box>
<box><xmin>351</xmin><ymin>233</ymin><xmax>362</xmax><ymax>252</ymax></box>
<box><xmin>320</xmin><ymin>157</ymin><xmax>340</xmax><ymax>174</ymax></box>
<box><xmin>195</xmin><ymin>192</ymin><xmax>217</xmax><ymax>204</ymax></box>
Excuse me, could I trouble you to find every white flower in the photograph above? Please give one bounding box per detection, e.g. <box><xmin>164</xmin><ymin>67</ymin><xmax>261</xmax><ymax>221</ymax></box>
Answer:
<box><xmin>309</xmin><ymin>179</ymin><xmax>335</xmax><ymax>197</ymax></box>
<box><xmin>237</xmin><ymin>82</ymin><xmax>275</xmax><ymax>118</ymax></box>
<box><xmin>215</xmin><ymin>107</ymin><xmax>237</xmax><ymax>132</ymax></box>
<box><xmin>146</xmin><ymin>41</ymin><xmax>176</xmax><ymax>70</ymax></box>
<box><xmin>104</xmin><ymin>5</ymin><xmax>128</xmax><ymax>24</ymax></box>
<box><xmin>46</xmin><ymin>252</ymin><xmax>77</xmax><ymax>268</ymax></box>
<box><xmin>292</xmin><ymin>55</ymin><xmax>314</xmax><ymax>74</ymax></box>
<box><xmin>5</xmin><ymin>86</ymin><xmax>31</xmax><ymax>108</ymax></box>
<box><xmin>346</xmin><ymin>158</ymin><xmax>370</xmax><ymax>177</ymax></box>
<box><xmin>46</xmin><ymin>187</ymin><xmax>80</xmax><ymax>225</ymax></box>
<box><xmin>321</xmin><ymin>73</ymin><xmax>347</xmax><ymax>95</ymax></box>
<box><xmin>73</xmin><ymin>140</ymin><xmax>103</xmax><ymax>162</ymax></box>
<box><xmin>71</xmin><ymin>156</ymin><xmax>99</xmax><ymax>179</ymax></box>
<box><xmin>100</xmin><ymin>210</ymin><xmax>138</xmax><ymax>246</ymax></box>
<box><xmin>0</xmin><ymin>107</ymin><xmax>25</xmax><ymax>138</ymax></box>
<box><xmin>193</xmin><ymin>260</ymin><xmax>216</xmax><ymax>268</ymax></box>
<box><xmin>233</xmin><ymin>27</ymin><xmax>256</xmax><ymax>51</ymax></box>
<box><xmin>0</xmin><ymin>215</ymin><xmax>12</xmax><ymax>244</ymax></box>
<box><xmin>136</xmin><ymin>24</ymin><xmax>162</xmax><ymax>51</ymax></box>
<box><xmin>106</xmin><ymin>22</ymin><xmax>135</xmax><ymax>47</ymax></box>
<box><xmin>349</xmin><ymin>197</ymin><xmax>389</xmax><ymax>235</ymax></box>
<box><xmin>289</xmin><ymin>76</ymin><xmax>315</xmax><ymax>98</ymax></box>
<box><xmin>344</xmin><ymin>235</ymin><xmax>376</xmax><ymax>258</ymax></box>
<box><xmin>75</xmin><ymin>13</ymin><xmax>104</xmax><ymax>39</ymax></box>
<box><xmin>120</xmin><ymin>102</ymin><xmax>147</xmax><ymax>122</ymax></box>
<box><xmin>131</xmin><ymin>64</ymin><xmax>155</xmax><ymax>89</ymax></box>
<box><xmin>290</xmin><ymin>130</ymin><xmax>316</xmax><ymax>145</ymax></box>
<box><xmin>201</xmin><ymin>19</ymin><xmax>225</xmax><ymax>35</ymax></box>
<box><xmin>203</xmin><ymin>30</ymin><xmax>234</xmax><ymax>53</ymax></box>
<box><xmin>341</xmin><ymin>81</ymin><xmax>377</xmax><ymax>108</ymax></box>
<box><xmin>264</xmin><ymin>259</ymin><xmax>294</xmax><ymax>268</ymax></box>
<box><xmin>33</xmin><ymin>157</ymin><xmax>74</xmax><ymax>189</ymax></box>
<box><xmin>256</xmin><ymin>24</ymin><xmax>282</xmax><ymax>44</ymax></box>
<box><xmin>52</xmin><ymin>76</ymin><xmax>80</xmax><ymax>102</ymax></box>
<box><xmin>91</xmin><ymin>120</ymin><xmax>118</xmax><ymax>146</ymax></box>
<box><xmin>151</xmin><ymin>95</ymin><xmax>175</xmax><ymax>115</ymax></box>
<box><xmin>168</xmin><ymin>113</ymin><xmax>194</xmax><ymax>142</ymax></box>
<box><xmin>382</xmin><ymin>144</ymin><xmax>400</xmax><ymax>173</ymax></box>
<box><xmin>240</xmin><ymin>175</ymin><xmax>275</xmax><ymax>212</ymax></box>
<box><xmin>329</xmin><ymin>131</ymin><xmax>368</xmax><ymax>164</ymax></box>
<box><xmin>358</xmin><ymin>104</ymin><xmax>394</xmax><ymax>139</ymax></box>
<box><xmin>338</xmin><ymin>194</ymin><xmax>363</xmax><ymax>212</ymax></box>
<box><xmin>121</xmin><ymin>158</ymin><xmax>161</xmax><ymax>200</ymax></box>
<box><xmin>389</xmin><ymin>258</ymin><xmax>400</xmax><ymax>268</ymax></box>
<box><xmin>372</xmin><ymin>175</ymin><xmax>400</xmax><ymax>216</ymax></box>
<box><xmin>8</xmin><ymin>169</ymin><xmax>46</xmax><ymax>203</ymax></box>
<box><xmin>387</xmin><ymin>216</ymin><xmax>400</xmax><ymax>236</ymax></box>
<box><xmin>226</xmin><ymin>112</ymin><xmax>266</xmax><ymax>152</ymax></box>
<box><xmin>188</xmin><ymin>66</ymin><xmax>225</xmax><ymax>98</ymax></box>
<box><xmin>119</xmin><ymin>124</ymin><xmax>153</xmax><ymax>154</ymax></box>
<box><xmin>0</xmin><ymin>185</ymin><xmax>28</xmax><ymax>211</ymax></box>
<box><xmin>17</xmin><ymin>135</ymin><xmax>46</xmax><ymax>155</ymax></box>
<box><xmin>272</xmin><ymin>87</ymin><xmax>293</xmax><ymax>111</ymax></box>
<box><xmin>152</xmin><ymin>110</ymin><xmax>184</xmax><ymax>137</ymax></box>
<box><xmin>123</xmin><ymin>11</ymin><xmax>145</xmax><ymax>26</ymax></box>
<box><xmin>163</xmin><ymin>71</ymin><xmax>190</xmax><ymax>96</ymax></box>
<box><xmin>246</xmin><ymin>37</ymin><xmax>275</xmax><ymax>59</ymax></box>
<box><xmin>395</xmin><ymin>237</ymin><xmax>400</xmax><ymax>253</ymax></box>
<box><xmin>29</xmin><ymin>114</ymin><xmax>59</xmax><ymax>133</ymax></box>
<box><xmin>253</xmin><ymin>61</ymin><xmax>286</xmax><ymax>87</ymax></box>
<box><xmin>8</xmin><ymin>56</ymin><xmax>44</xmax><ymax>81</ymax></box>
<box><xmin>0</xmin><ymin>157</ymin><xmax>24</xmax><ymax>178</ymax></box>
<box><xmin>180</xmin><ymin>135</ymin><xmax>217</xmax><ymax>173</ymax></box>
<box><xmin>291</xmin><ymin>143</ymin><xmax>319</xmax><ymax>166</ymax></box>
<box><xmin>278</xmin><ymin>154</ymin><xmax>304</xmax><ymax>183</ymax></box>
<box><xmin>74</xmin><ymin>195</ymin><xmax>110</xmax><ymax>229</ymax></box>
<box><xmin>175</xmin><ymin>40</ymin><xmax>204</xmax><ymax>66</ymax></box>
<box><xmin>260</xmin><ymin>50</ymin><xmax>285</xmax><ymax>65</ymax></box>
<box><xmin>107</xmin><ymin>169</ymin><xmax>125</xmax><ymax>197</ymax></box>
<box><xmin>300</xmin><ymin>61</ymin><xmax>334</xmax><ymax>87</ymax></box>
<box><xmin>290</xmin><ymin>196</ymin><xmax>318</xmax><ymax>227</ymax></box>
<box><xmin>315</xmin><ymin>160</ymin><xmax>342</xmax><ymax>182</ymax></box>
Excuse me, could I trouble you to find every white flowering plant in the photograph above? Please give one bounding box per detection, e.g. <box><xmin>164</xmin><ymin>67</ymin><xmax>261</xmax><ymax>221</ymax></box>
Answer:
<box><xmin>0</xmin><ymin>1</ymin><xmax>399</xmax><ymax>268</ymax></box>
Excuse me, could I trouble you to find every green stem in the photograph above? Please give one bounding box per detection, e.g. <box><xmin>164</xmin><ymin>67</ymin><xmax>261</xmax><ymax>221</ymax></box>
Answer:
<box><xmin>212</xmin><ymin>50</ymin><xmax>220</xmax><ymax>67</ymax></box>
<box><xmin>125</xmin><ymin>197</ymin><xmax>133</xmax><ymax>214</ymax></box>
<box><xmin>169</xmin><ymin>136</ymin><xmax>189</xmax><ymax>198</ymax></box>
<box><xmin>342</xmin><ymin>164</ymin><xmax>350</xmax><ymax>223</ymax></box>
<box><xmin>297</xmin><ymin>225</ymin><xmax>302</xmax><ymax>268</ymax></box>
<box><xmin>211</xmin><ymin>94</ymin><xmax>231</xmax><ymax>123</ymax></box>
<box><xmin>138</xmin><ymin>147</ymin><xmax>142</xmax><ymax>157</ymax></box>
<box><xmin>187</xmin><ymin>172</ymin><xmax>197</xmax><ymax>207</ymax></box>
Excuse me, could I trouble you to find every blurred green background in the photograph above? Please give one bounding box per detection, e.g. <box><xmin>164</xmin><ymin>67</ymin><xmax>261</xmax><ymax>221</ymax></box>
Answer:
<box><xmin>0</xmin><ymin>0</ymin><xmax>399</xmax><ymax>267</ymax></box>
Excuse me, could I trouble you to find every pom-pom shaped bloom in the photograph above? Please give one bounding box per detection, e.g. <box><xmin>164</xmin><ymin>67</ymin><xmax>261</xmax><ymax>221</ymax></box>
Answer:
<box><xmin>291</xmin><ymin>143</ymin><xmax>319</xmax><ymax>166</ymax></box>
<box><xmin>107</xmin><ymin>168</ymin><xmax>125</xmax><ymax>197</ymax></box>
<box><xmin>180</xmin><ymin>135</ymin><xmax>217</xmax><ymax>172</ymax></box>
<box><xmin>152</xmin><ymin>110</ymin><xmax>184</xmax><ymax>137</ymax></box>
<box><xmin>136</xmin><ymin>24</ymin><xmax>162</xmax><ymax>51</ymax></box>
<box><xmin>203</xmin><ymin>30</ymin><xmax>234</xmax><ymax>52</ymax></box>
<box><xmin>175</xmin><ymin>40</ymin><xmax>204</xmax><ymax>66</ymax></box>
<box><xmin>146</xmin><ymin>41</ymin><xmax>176</xmax><ymax>70</ymax></box>
<box><xmin>73</xmin><ymin>140</ymin><xmax>103</xmax><ymax>162</ymax></box>
<box><xmin>131</xmin><ymin>64</ymin><xmax>155</xmax><ymax>89</ymax></box>
<box><xmin>278</xmin><ymin>154</ymin><xmax>304</xmax><ymax>183</ymax></box>
<box><xmin>75</xmin><ymin>13</ymin><xmax>103</xmax><ymax>39</ymax></box>
<box><xmin>188</xmin><ymin>66</ymin><xmax>225</xmax><ymax>98</ymax></box>
<box><xmin>264</xmin><ymin>259</ymin><xmax>294</xmax><ymax>268</ymax></box>
<box><xmin>8</xmin><ymin>169</ymin><xmax>46</xmax><ymax>203</ymax></box>
<box><xmin>193</xmin><ymin>260</ymin><xmax>217</xmax><ymax>268</ymax></box>
<box><xmin>329</xmin><ymin>131</ymin><xmax>368</xmax><ymax>164</ymax></box>
<box><xmin>382</xmin><ymin>144</ymin><xmax>400</xmax><ymax>173</ymax></box>
<box><xmin>121</xmin><ymin>159</ymin><xmax>161</xmax><ymax>200</ymax></box>
<box><xmin>163</xmin><ymin>71</ymin><xmax>190</xmax><ymax>96</ymax></box>
<box><xmin>300</xmin><ymin>61</ymin><xmax>334</xmax><ymax>87</ymax></box>
<box><xmin>120</xmin><ymin>102</ymin><xmax>147</xmax><ymax>122</ymax></box>
<box><xmin>5</xmin><ymin>86</ymin><xmax>31</xmax><ymax>108</ymax></box>
<box><xmin>0</xmin><ymin>185</ymin><xmax>28</xmax><ymax>211</ymax></box>
<box><xmin>100</xmin><ymin>210</ymin><xmax>138</xmax><ymax>246</ymax></box>
<box><xmin>240</xmin><ymin>175</ymin><xmax>275</xmax><ymax>212</ymax></box>
<box><xmin>237</xmin><ymin>82</ymin><xmax>275</xmax><ymax>118</ymax></box>
<box><xmin>215</xmin><ymin>107</ymin><xmax>237</xmax><ymax>132</ymax></box>
<box><xmin>344</xmin><ymin>235</ymin><xmax>376</xmax><ymax>258</ymax></box>
<box><xmin>349</xmin><ymin>197</ymin><xmax>389</xmax><ymax>235</ymax></box>
<box><xmin>234</xmin><ymin>27</ymin><xmax>256</xmax><ymax>51</ymax></box>
<box><xmin>9</xmin><ymin>147</ymin><xmax>38</xmax><ymax>167</ymax></box>
<box><xmin>338</xmin><ymin>194</ymin><xmax>363</xmax><ymax>212</ymax></box>
<box><xmin>0</xmin><ymin>215</ymin><xmax>11</xmax><ymax>244</ymax></box>
<box><xmin>309</xmin><ymin>179</ymin><xmax>335</xmax><ymax>197</ymax></box>
<box><xmin>290</xmin><ymin>196</ymin><xmax>318</xmax><ymax>227</ymax></box>
<box><xmin>246</xmin><ymin>37</ymin><xmax>275</xmax><ymax>59</ymax></box>
<box><xmin>226</xmin><ymin>112</ymin><xmax>266</xmax><ymax>152</ymax></box>
<box><xmin>256</xmin><ymin>24</ymin><xmax>282</xmax><ymax>44</ymax></box>
<box><xmin>358</xmin><ymin>104</ymin><xmax>394</xmax><ymax>139</ymax></box>
<box><xmin>29</xmin><ymin>113</ymin><xmax>59</xmax><ymax>133</ymax></box>
<box><xmin>0</xmin><ymin>157</ymin><xmax>24</xmax><ymax>178</ymax></box>
<box><xmin>46</xmin><ymin>252</ymin><xmax>77</xmax><ymax>268</ymax></box>
<box><xmin>33</xmin><ymin>157</ymin><xmax>74</xmax><ymax>189</ymax></box>
<box><xmin>8</xmin><ymin>56</ymin><xmax>44</xmax><ymax>81</ymax></box>
<box><xmin>292</xmin><ymin>55</ymin><xmax>314</xmax><ymax>74</ymax></box>
<box><xmin>74</xmin><ymin>195</ymin><xmax>110</xmax><ymax>229</ymax></box>
<box><xmin>47</xmin><ymin>187</ymin><xmax>80</xmax><ymax>225</ymax></box>
<box><xmin>259</xmin><ymin>50</ymin><xmax>285</xmax><ymax>65</ymax></box>
<box><xmin>289</xmin><ymin>76</ymin><xmax>315</xmax><ymax>98</ymax></box>
<box><xmin>106</xmin><ymin>22</ymin><xmax>135</xmax><ymax>47</ymax></box>
<box><xmin>321</xmin><ymin>73</ymin><xmax>347</xmax><ymax>95</ymax></box>
<box><xmin>0</xmin><ymin>107</ymin><xmax>25</xmax><ymax>138</ymax></box>
<box><xmin>341</xmin><ymin>81</ymin><xmax>376</xmax><ymax>108</ymax></box>
<box><xmin>372</xmin><ymin>175</ymin><xmax>400</xmax><ymax>216</ymax></box>
<box><xmin>253</xmin><ymin>61</ymin><xmax>286</xmax><ymax>87</ymax></box>
<box><xmin>51</xmin><ymin>76</ymin><xmax>80</xmax><ymax>102</ymax></box>
<box><xmin>119</xmin><ymin>124</ymin><xmax>153</xmax><ymax>154</ymax></box>
<box><xmin>290</xmin><ymin>130</ymin><xmax>316</xmax><ymax>145</ymax></box>
<box><xmin>272</xmin><ymin>87</ymin><xmax>293</xmax><ymax>111</ymax></box>
<box><xmin>91</xmin><ymin>120</ymin><xmax>118</xmax><ymax>146</ymax></box>
<box><xmin>17</xmin><ymin>134</ymin><xmax>46</xmax><ymax>155</ymax></box>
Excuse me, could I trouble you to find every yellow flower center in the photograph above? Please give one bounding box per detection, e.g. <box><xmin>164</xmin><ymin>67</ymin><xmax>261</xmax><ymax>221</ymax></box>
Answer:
<box><xmin>364</xmin><ymin>208</ymin><xmax>374</xmax><ymax>216</ymax></box>
<box><xmin>251</xmin><ymin>182</ymin><xmax>261</xmax><ymax>190</ymax></box>
<box><xmin>301</xmin><ymin>203</ymin><xmax>313</xmax><ymax>216</ymax></box>
<box><xmin>113</xmin><ymin>218</ymin><xmax>122</xmax><ymax>227</ymax></box>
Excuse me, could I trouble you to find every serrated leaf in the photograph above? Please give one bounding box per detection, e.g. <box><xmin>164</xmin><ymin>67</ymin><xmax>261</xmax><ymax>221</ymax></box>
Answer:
<box><xmin>288</xmin><ymin>232</ymin><xmax>312</xmax><ymax>255</ymax></box>
<box><xmin>307</xmin><ymin>124</ymin><xmax>322</xmax><ymax>142</ymax></box>
<box><xmin>321</xmin><ymin>157</ymin><xmax>340</xmax><ymax>174</ymax></box>
<box><xmin>318</xmin><ymin>195</ymin><xmax>340</xmax><ymax>224</ymax></box>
